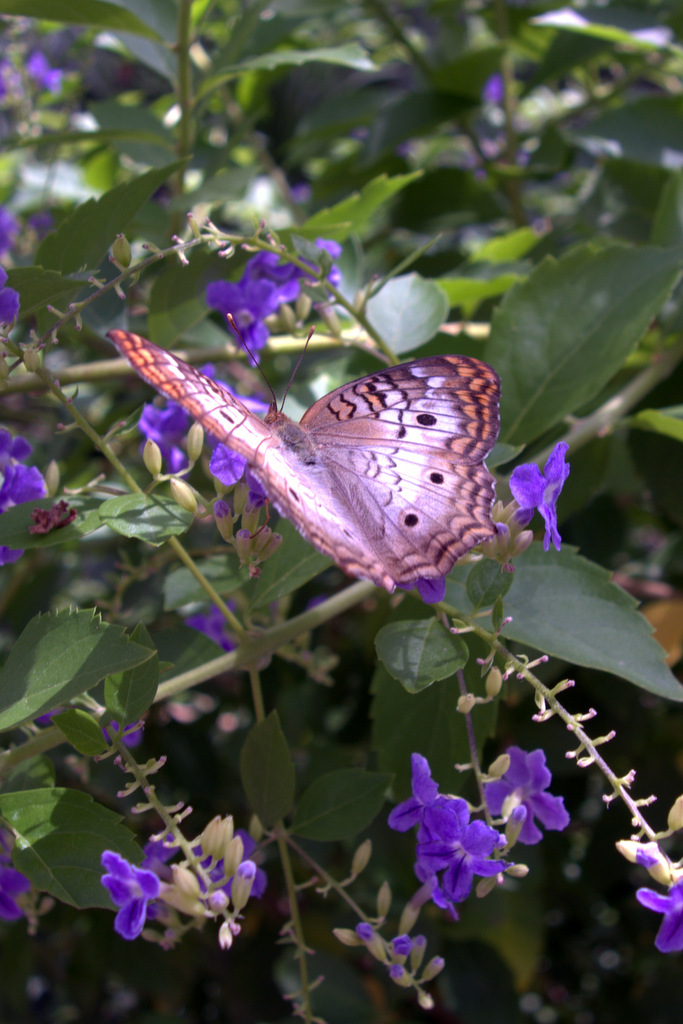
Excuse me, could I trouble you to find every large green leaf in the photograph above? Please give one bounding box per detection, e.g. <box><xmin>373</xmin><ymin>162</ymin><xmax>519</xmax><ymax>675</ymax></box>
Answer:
<box><xmin>572</xmin><ymin>97</ymin><xmax>683</xmax><ymax>170</ymax></box>
<box><xmin>0</xmin><ymin>609</ymin><xmax>156</xmax><ymax>731</ymax></box>
<box><xmin>5</xmin><ymin>267</ymin><xmax>83</xmax><ymax>319</ymax></box>
<box><xmin>366</xmin><ymin>273</ymin><xmax>449</xmax><ymax>355</ymax></box>
<box><xmin>0</xmin><ymin>0</ymin><xmax>162</xmax><ymax>37</ymax></box>
<box><xmin>446</xmin><ymin>546</ymin><xmax>683</xmax><ymax>700</ymax></box>
<box><xmin>147</xmin><ymin>248</ymin><xmax>227</xmax><ymax>346</ymax></box>
<box><xmin>290</xmin><ymin>769</ymin><xmax>393</xmax><ymax>841</ymax></box>
<box><xmin>104</xmin><ymin>623</ymin><xmax>159</xmax><ymax>724</ymax></box>
<box><xmin>0</xmin><ymin>788</ymin><xmax>142</xmax><ymax>908</ymax></box>
<box><xmin>487</xmin><ymin>244</ymin><xmax>682</xmax><ymax>445</ymax></box>
<box><xmin>98</xmin><ymin>493</ymin><xmax>194</xmax><ymax>545</ymax></box>
<box><xmin>300</xmin><ymin>172</ymin><xmax>421</xmax><ymax>243</ymax></box>
<box><xmin>239</xmin><ymin>711</ymin><xmax>295</xmax><ymax>828</ymax></box>
<box><xmin>375</xmin><ymin>619</ymin><xmax>469</xmax><ymax>693</ymax></box>
<box><xmin>36</xmin><ymin>162</ymin><xmax>183</xmax><ymax>274</ymax></box>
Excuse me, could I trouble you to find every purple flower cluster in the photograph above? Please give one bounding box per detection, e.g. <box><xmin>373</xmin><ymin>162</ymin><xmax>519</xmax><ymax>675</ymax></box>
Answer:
<box><xmin>137</xmin><ymin>362</ymin><xmax>268</xmax><ymax>496</ymax></box>
<box><xmin>483</xmin><ymin>746</ymin><xmax>570</xmax><ymax>845</ymax></box>
<box><xmin>388</xmin><ymin>754</ymin><xmax>509</xmax><ymax>918</ymax></box>
<box><xmin>206</xmin><ymin>239</ymin><xmax>342</xmax><ymax>360</ymax></box>
<box><xmin>0</xmin><ymin>429</ymin><xmax>47</xmax><ymax>565</ymax></box>
<box><xmin>185</xmin><ymin>605</ymin><xmax>235</xmax><ymax>653</ymax></box>
<box><xmin>26</xmin><ymin>52</ymin><xmax>63</xmax><ymax>94</ymax></box>
<box><xmin>637</xmin><ymin>880</ymin><xmax>683</xmax><ymax>953</ymax></box>
<box><xmin>0</xmin><ymin>830</ymin><xmax>30</xmax><ymax>921</ymax></box>
<box><xmin>101</xmin><ymin>829</ymin><xmax>266</xmax><ymax>942</ymax></box>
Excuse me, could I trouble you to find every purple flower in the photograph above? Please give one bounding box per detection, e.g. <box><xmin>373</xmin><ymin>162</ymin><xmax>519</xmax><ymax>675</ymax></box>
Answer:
<box><xmin>27</xmin><ymin>211</ymin><xmax>54</xmax><ymax>238</ymax></box>
<box><xmin>185</xmin><ymin>605</ymin><xmax>235</xmax><ymax>653</ymax></box>
<box><xmin>139</xmin><ymin>401</ymin><xmax>191</xmax><ymax>473</ymax></box>
<box><xmin>355</xmin><ymin>921</ymin><xmax>374</xmax><ymax>942</ymax></box>
<box><xmin>637</xmin><ymin>879</ymin><xmax>683</xmax><ymax>953</ymax></box>
<box><xmin>0</xmin><ymin>865</ymin><xmax>31</xmax><ymax>920</ymax></box>
<box><xmin>206</xmin><ymin>277</ymin><xmax>280</xmax><ymax>358</ymax></box>
<box><xmin>484</xmin><ymin>746</ymin><xmax>570</xmax><ymax>845</ymax></box>
<box><xmin>399</xmin><ymin>576</ymin><xmax>446</xmax><ymax>604</ymax></box>
<box><xmin>26</xmin><ymin>52</ymin><xmax>63</xmax><ymax>93</ymax></box>
<box><xmin>102</xmin><ymin>719</ymin><xmax>144</xmax><ymax>748</ymax></box>
<box><xmin>0</xmin><ymin>209</ymin><xmax>18</xmax><ymax>257</ymax></box>
<box><xmin>482</xmin><ymin>73</ymin><xmax>504</xmax><ymax>104</ymax></box>
<box><xmin>416</xmin><ymin>802</ymin><xmax>508</xmax><ymax>904</ymax></box>
<box><xmin>229</xmin><ymin>831</ymin><xmax>267</xmax><ymax>898</ymax></box>
<box><xmin>243</xmin><ymin>251</ymin><xmax>303</xmax><ymax>304</ymax></box>
<box><xmin>509</xmin><ymin>441</ymin><xmax>570</xmax><ymax>551</ymax></box>
<box><xmin>387</xmin><ymin>753</ymin><xmax>448</xmax><ymax>833</ymax></box>
<box><xmin>0</xmin><ymin>429</ymin><xmax>47</xmax><ymax>566</ymax></box>
<box><xmin>391</xmin><ymin>934</ymin><xmax>413</xmax><ymax>957</ymax></box>
<box><xmin>209</xmin><ymin>444</ymin><xmax>247</xmax><ymax>487</ymax></box>
<box><xmin>0</xmin><ymin>266</ymin><xmax>19</xmax><ymax>323</ymax></box>
<box><xmin>101</xmin><ymin>850</ymin><xmax>160</xmax><ymax>940</ymax></box>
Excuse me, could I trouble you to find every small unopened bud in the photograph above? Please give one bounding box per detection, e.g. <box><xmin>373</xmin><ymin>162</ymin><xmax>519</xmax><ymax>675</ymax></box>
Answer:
<box><xmin>505</xmin><ymin>804</ymin><xmax>527</xmax><ymax>846</ymax></box>
<box><xmin>44</xmin><ymin>459</ymin><xmax>60</xmax><ymax>497</ymax></box>
<box><xmin>485</xmin><ymin>667</ymin><xmax>503</xmax><ymax>698</ymax></box>
<box><xmin>457</xmin><ymin>693</ymin><xmax>476</xmax><ymax>714</ymax></box>
<box><xmin>352</xmin><ymin>839</ymin><xmax>372</xmax><ymax>877</ymax></box>
<box><xmin>207</xmin><ymin>889</ymin><xmax>229</xmax><ymax>913</ymax></box>
<box><xmin>258</xmin><ymin>531</ymin><xmax>282</xmax><ymax>560</ymax></box>
<box><xmin>241</xmin><ymin>502</ymin><xmax>261</xmax><ymax>535</ymax></box>
<box><xmin>187</xmin><ymin>422</ymin><xmax>204</xmax><ymax>463</ymax></box>
<box><xmin>475</xmin><ymin>875</ymin><xmax>500</xmax><ymax>898</ymax></box>
<box><xmin>410</xmin><ymin>934</ymin><xmax>427</xmax><ymax>972</ymax></box>
<box><xmin>233</xmin><ymin>481</ymin><xmax>248</xmax><ymax>516</ymax></box>
<box><xmin>0</xmin><ymin>356</ymin><xmax>8</xmax><ymax>380</ymax></box>
<box><xmin>218</xmin><ymin>921</ymin><xmax>234</xmax><ymax>950</ymax></box>
<box><xmin>248</xmin><ymin>815</ymin><xmax>263</xmax><ymax>842</ymax></box>
<box><xmin>501</xmin><ymin>790</ymin><xmax>522</xmax><ymax>820</ymax></box>
<box><xmin>618</xmin><ymin>840</ymin><xmax>673</xmax><ymax>886</ymax></box>
<box><xmin>668</xmin><ymin>795</ymin><xmax>683</xmax><ymax>832</ymax></box>
<box><xmin>170</xmin><ymin>477</ymin><xmax>197</xmax><ymax>513</ymax></box>
<box><xmin>389</xmin><ymin>964</ymin><xmax>411</xmax><ymax>986</ymax></box>
<box><xmin>172</xmin><ymin>865</ymin><xmax>201</xmax><ymax>899</ymax></box>
<box><xmin>505</xmin><ymin>862</ymin><xmax>529</xmax><ymax>878</ymax></box>
<box><xmin>214</xmin><ymin>499</ymin><xmax>234</xmax><ymax>541</ymax></box>
<box><xmin>398</xmin><ymin>900</ymin><xmax>420</xmax><ymax>937</ymax></box>
<box><xmin>318</xmin><ymin>305</ymin><xmax>341</xmax><ymax>337</ymax></box>
<box><xmin>488</xmin><ymin>752</ymin><xmax>510</xmax><ymax>779</ymax></box>
<box><xmin>234</xmin><ymin>528</ymin><xmax>253</xmax><ymax>563</ymax></box>
<box><xmin>143</xmin><ymin>439</ymin><xmax>163</xmax><ymax>477</ymax></box>
<box><xmin>295</xmin><ymin>290</ymin><xmax>312</xmax><ymax>321</ymax></box>
<box><xmin>112</xmin><ymin>233</ymin><xmax>132</xmax><ymax>267</ymax></box>
<box><xmin>376</xmin><ymin>880</ymin><xmax>391</xmax><ymax>919</ymax></box>
<box><xmin>356</xmin><ymin>924</ymin><xmax>386</xmax><ymax>963</ymax></box>
<box><xmin>200</xmin><ymin>814</ymin><xmax>234</xmax><ymax>861</ymax></box>
<box><xmin>251</xmin><ymin>525</ymin><xmax>274</xmax><ymax>555</ymax></box>
<box><xmin>23</xmin><ymin>346</ymin><xmax>41</xmax><ymax>373</ymax></box>
<box><xmin>278</xmin><ymin>303</ymin><xmax>297</xmax><ymax>333</ymax></box>
<box><xmin>223</xmin><ymin>835</ymin><xmax>245</xmax><ymax>880</ymax></box>
<box><xmin>420</xmin><ymin>956</ymin><xmax>446</xmax><ymax>982</ymax></box>
<box><xmin>231</xmin><ymin>860</ymin><xmax>256</xmax><ymax>911</ymax></box>
<box><xmin>333</xmin><ymin>927</ymin><xmax>362</xmax><ymax>947</ymax></box>
<box><xmin>511</xmin><ymin>529</ymin><xmax>534</xmax><ymax>557</ymax></box>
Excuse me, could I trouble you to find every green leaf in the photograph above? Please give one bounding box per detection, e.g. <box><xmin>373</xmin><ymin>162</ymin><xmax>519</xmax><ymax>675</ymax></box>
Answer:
<box><xmin>300</xmin><ymin>172</ymin><xmax>421</xmax><ymax>243</ymax></box>
<box><xmin>448</xmin><ymin>545</ymin><xmax>683</xmax><ymax>700</ymax></box>
<box><xmin>371</xmin><ymin>658</ymin><xmax>497</xmax><ymax>798</ymax></box>
<box><xmin>53</xmin><ymin>710</ymin><xmax>107</xmax><ymax>756</ymax></box>
<box><xmin>466</xmin><ymin>560</ymin><xmax>514</xmax><ymax>611</ymax></box>
<box><xmin>488</xmin><ymin>244</ymin><xmax>683</xmax><ymax>445</ymax></box>
<box><xmin>532</xmin><ymin>7</ymin><xmax>674</xmax><ymax>51</ymax></box>
<box><xmin>5</xmin><ymin>267</ymin><xmax>83</xmax><ymax>319</ymax></box>
<box><xmin>239</xmin><ymin>711</ymin><xmax>295</xmax><ymax>828</ymax></box>
<box><xmin>0</xmin><ymin>496</ymin><xmax>104</xmax><ymax>551</ymax></box>
<box><xmin>36</xmin><ymin>161</ymin><xmax>183</xmax><ymax>274</ymax></box>
<box><xmin>431</xmin><ymin>45</ymin><xmax>505</xmax><ymax>98</ymax></box>
<box><xmin>99</xmin><ymin>493</ymin><xmax>194</xmax><ymax>545</ymax></box>
<box><xmin>572</xmin><ymin>97</ymin><xmax>683</xmax><ymax>170</ymax></box>
<box><xmin>472</xmin><ymin>227</ymin><xmax>540</xmax><ymax>264</ymax></box>
<box><xmin>438</xmin><ymin>270</ymin><xmax>526</xmax><ymax>319</ymax></box>
<box><xmin>2</xmin><ymin>757</ymin><xmax>55</xmax><ymax>794</ymax></box>
<box><xmin>147</xmin><ymin>248</ymin><xmax>227</xmax><ymax>346</ymax></box>
<box><xmin>197</xmin><ymin>44</ymin><xmax>375</xmax><ymax>98</ymax></box>
<box><xmin>248</xmin><ymin>519</ymin><xmax>332</xmax><ymax>610</ymax></box>
<box><xmin>651</xmin><ymin>170</ymin><xmax>683</xmax><ymax>247</ymax></box>
<box><xmin>0</xmin><ymin>609</ymin><xmax>156</xmax><ymax>731</ymax></box>
<box><xmin>0</xmin><ymin>0</ymin><xmax>163</xmax><ymax>37</ymax></box>
<box><xmin>290</xmin><ymin>769</ymin><xmax>393</xmax><ymax>841</ymax></box>
<box><xmin>104</xmin><ymin>623</ymin><xmax>159</xmax><ymax>724</ymax></box>
<box><xmin>375</xmin><ymin>619</ymin><xmax>469</xmax><ymax>693</ymax></box>
<box><xmin>0</xmin><ymin>788</ymin><xmax>142</xmax><ymax>908</ymax></box>
<box><xmin>163</xmin><ymin>559</ymin><xmax>245</xmax><ymax>611</ymax></box>
<box><xmin>366</xmin><ymin>273</ymin><xmax>449</xmax><ymax>355</ymax></box>
<box><xmin>630</xmin><ymin>408</ymin><xmax>683</xmax><ymax>443</ymax></box>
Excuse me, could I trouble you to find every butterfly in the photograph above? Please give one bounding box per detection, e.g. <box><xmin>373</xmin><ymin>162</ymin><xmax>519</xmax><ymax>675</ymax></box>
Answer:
<box><xmin>107</xmin><ymin>329</ymin><xmax>501</xmax><ymax>593</ymax></box>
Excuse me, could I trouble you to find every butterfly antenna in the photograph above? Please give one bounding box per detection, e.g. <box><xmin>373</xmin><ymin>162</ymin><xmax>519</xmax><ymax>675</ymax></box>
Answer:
<box><xmin>280</xmin><ymin>326</ymin><xmax>315</xmax><ymax>413</ymax></box>
<box><xmin>226</xmin><ymin>313</ymin><xmax>278</xmax><ymax>409</ymax></box>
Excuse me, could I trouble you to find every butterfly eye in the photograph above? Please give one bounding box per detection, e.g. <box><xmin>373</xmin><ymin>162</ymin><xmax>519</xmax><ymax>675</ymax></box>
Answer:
<box><xmin>404</xmin><ymin>514</ymin><xmax>419</xmax><ymax>528</ymax></box>
<box><xmin>430</xmin><ymin>472</ymin><xmax>444</xmax><ymax>485</ymax></box>
<box><xmin>416</xmin><ymin>413</ymin><xmax>437</xmax><ymax>426</ymax></box>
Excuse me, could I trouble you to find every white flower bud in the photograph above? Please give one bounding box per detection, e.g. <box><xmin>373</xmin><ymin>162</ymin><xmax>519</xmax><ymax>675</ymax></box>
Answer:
<box><xmin>170</xmin><ymin>477</ymin><xmax>198</xmax><ymax>514</ymax></box>
<box><xmin>143</xmin><ymin>439</ymin><xmax>163</xmax><ymax>477</ymax></box>
<box><xmin>351</xmin><ymin>839</ymin><xmax>372</xmax><ymax>877</ymax></box>
<box><xmin>487</xmin><ymin>753</ymin><xmax>510</xmax><ymax>779</ymax></box>
<box><xmin>187</xmin><ymin>422</ymin><xmax>204</xmax><ymax>463</ymax></box>
<box><xmin>376</xmin><ymin>880</ymin><xmax>391</xmax><ymax>919</ymax></box>
<box><xmin>667</xmin><ymin>795</ymin><xmax>683</xmax><ymax>832</ymax></box>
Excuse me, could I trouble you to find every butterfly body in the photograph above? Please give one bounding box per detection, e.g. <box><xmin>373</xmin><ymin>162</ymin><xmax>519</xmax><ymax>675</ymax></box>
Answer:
<box><xmin>107</xmin><ymin>330</ymin><xmax>500</xmax><ymax>592</ymax></box>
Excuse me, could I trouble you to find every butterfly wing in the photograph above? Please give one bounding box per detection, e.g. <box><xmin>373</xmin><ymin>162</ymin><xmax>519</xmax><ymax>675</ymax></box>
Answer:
<box><xmin>291</xmin><ymin>356</ymin><xmax>501</xmax><ymax>586</ymax></box>
<box><xmin>107</xmin><ymin>329</ymin><xmax>275</xmax><ymax>463</ymax></box>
